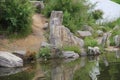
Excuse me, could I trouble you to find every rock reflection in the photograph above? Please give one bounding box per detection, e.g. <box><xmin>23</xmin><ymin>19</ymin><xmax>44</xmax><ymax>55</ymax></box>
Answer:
<box><xmin>115</xmin><ymin>50</ymin><xmax>120</xmax><ymax>59</ymax></box>
<box><xmin>0</xmin><ymin>67</ymin><xmax>27</xmax><ymax>76</ymax></box>
<box><xmin>89</xmin><ymin>61</ymin><xmax>100</xmax><ymax>80</ymax></box>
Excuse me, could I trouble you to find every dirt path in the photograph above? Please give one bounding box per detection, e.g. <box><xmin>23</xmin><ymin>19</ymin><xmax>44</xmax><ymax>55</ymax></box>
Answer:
<box><xmin>0</xmin><ymin>13</ymin><xmax>47</xmax><ymax>52</ymax></box>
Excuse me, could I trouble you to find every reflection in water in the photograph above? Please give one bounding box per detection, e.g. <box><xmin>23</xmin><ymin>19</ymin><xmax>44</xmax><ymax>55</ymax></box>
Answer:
<box><xmin>0</xmin><ymin>67</ymin><xmax>25</xmax><ymax>76</ymax></box>
<box><xmin>98</xmin><ymin>63</ymin><xmax>120</xmax><ymax>80</ymax></box>
<box><xmin>89</xmin><ymin>61</ymin><xmax>100</xmax><ymax>80</ymax></box>
<box><xmin>1</xmin><ymin>53</ymin><xmax>120</xmax><ymax>80</ymax></box>
<box><xmin>115</xmin><ymin>50</ymin><xmax>120</xmax><ymax>59</ymax></box>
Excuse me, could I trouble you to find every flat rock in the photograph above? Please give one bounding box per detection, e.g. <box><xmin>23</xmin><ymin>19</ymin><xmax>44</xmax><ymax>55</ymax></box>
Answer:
<box><xmin>62</xmin><ymin>51</ymin><xmax>79</xmax><ymax>59</ymax></box>
<box><xmin>77</xmin><ymin>31</ymin><xmax>92</xmax><ymax>38</ymax></box>
<box><xmin>0</xmin><ymin>51</ymin><xmax>23</xmax><ymax>67</ymax></box>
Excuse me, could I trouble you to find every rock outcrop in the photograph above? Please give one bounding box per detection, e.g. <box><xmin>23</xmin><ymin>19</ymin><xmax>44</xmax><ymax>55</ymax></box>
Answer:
<box><xmin>49</xmin><ymin>11</ymin><xmax>84</xmax><ymax>48</ymax></box>
<box><xmin>0</xmin><ymin>51</ymin><xmax>23</xmax><ymax>67</ymax></box>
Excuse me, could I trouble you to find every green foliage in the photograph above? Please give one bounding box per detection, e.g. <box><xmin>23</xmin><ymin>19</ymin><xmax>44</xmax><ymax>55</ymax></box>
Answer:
<box><xmin>62</xmin><ymin>45</ymin><xmax>81</xmax><ymax>53</ymax></box>
<box><xmin>36</xmin><ymin>47</ymin><xmax>51</xmax><ymax>60</ymax></box>
<box><xmin>104</xmin><ymin>18</ymin><xmax>120</xmax><ymax>29</ymax></box>
<box><xmin>42</xmin><ymin>0</ymin><xmax>95</xmax><ymax>32</ymax></box>
<box><xmin>0</xmin><ymin>0</ymin><xmax>34</xmax><ymax>38</ymax></box>
<box><xmin>73</xmin><ymin>61</ymin><xmax>95</xmax><ymax>80</ymax></box>
<box><xmin>84</xmin><ymin>37</ymin><xmax>98</xmax><ymax>47</ymax></box>
<box><xmin>92</xmin><ymin>9</ymin><xmax>103</xmax><ymax>20</ymax></box>
<box><xmin>112</xmin><ymin>0</ymin><xmax>120</xmax><ymax>4</ymax></box>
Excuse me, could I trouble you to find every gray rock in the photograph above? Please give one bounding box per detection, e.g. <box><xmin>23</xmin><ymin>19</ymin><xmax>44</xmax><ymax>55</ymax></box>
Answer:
<box><xmin>13</xmin><ymin>50</ymin><xmax>26</xmax><ymax>56</ymax></box>
<box><xmin>88</xmin><ymin>46</ymin><xmax>100</xmax><ymax>55</ymax></box>
<box><xmin>49</xmin><ymin>11</ymin><xmax>84</xmax><ymax>48</ymax></box>
<box><xmin>41</xmin><ymin>42</ymin><xmax>51</xmax><ymax>48</ymax></box>
<box><xmin>0</xmin><ymin>51</ymin><xmax>23</xmax><ymax>67</ymax></box>
<box><xmin>43</xmin><ymin>23</ymin><xmax>48</xmax><ymax>30</ymax></box>
<box><xmin>13</xmin><ymin>50</ymin><xmax>26</xmax><ymax>60</ymax></box>
<box><xmin>77</xmin><ymin>31</ymin><xmax>92</xmax><ymax>38</ymax></box>
<box><xmin>82</xmin><ymin>25</ymin><xmax>94</xmax><ymax>33</ymax></box>
<box><xmin>101</xmin><ymin>32</ymin><xmax>111</xmax><ymax>47</ymax></box>
<box><xmin>62</xmin><ymin>51</ymin><xmax>79</xmax><ymax>59</ymax></box>
<box><xmin>114</xmin><ymin>35</ymin><xmax>120</xmax><ymax>47</ymax></box>
<box><xmin>96</xmin><ymin>30</ymin><xmax>103</xmax><ymax>36</ymax></box>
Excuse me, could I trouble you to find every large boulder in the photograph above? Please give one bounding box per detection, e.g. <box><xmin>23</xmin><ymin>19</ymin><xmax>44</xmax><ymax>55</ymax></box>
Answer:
<box><xmin>49</xmin><ymin>11</ymin><xmax>84</xmax><ymax>48</ymax></box>
<box><xmin>62</xmin><ymin>51</ymin><xmax>79</xmax><ymax>59</ymax></box>
<box><xmin>0</xmin><ymin>51</ymin><xmax>23</xmax><ymax>67</ymax></box>
<box><xmin>77</xmin><ymin>31</ymin><xmax>92</xmax><ymax>38</ymax></box>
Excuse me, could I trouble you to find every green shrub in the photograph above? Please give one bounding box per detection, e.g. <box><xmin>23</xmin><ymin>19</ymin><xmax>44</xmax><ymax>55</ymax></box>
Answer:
<box><xmin>92</xmin><ymin>9</ymin><xmax>103</xmax><ymax>20</ymax></box>
<box><xmin>112</xmin><ymin>0</ymin><xmax>120</xmax><ymax>4</ymax></box>
<box><xmin>0</xmin><ymin>0</ymin><xmax>34</xmax><ymax>38</ymax></box>
<box><xmin>36</xmin><ymin>47</ymin><xmax>51</xmax><ymax>60</ymax></box>
<box><xmin>42</xmin><ymin>0</ymin><xmax>95</xmax><ymax>32</ymax></box>
<box><xmin>84</xmin><ymin>37</ymin><xmax>98</xmax><ymax>47</ymax></box>
<box><xmin>62</xmin><ymin>45</ymin><xmax>81</xmax><ymax>54</ymax></box>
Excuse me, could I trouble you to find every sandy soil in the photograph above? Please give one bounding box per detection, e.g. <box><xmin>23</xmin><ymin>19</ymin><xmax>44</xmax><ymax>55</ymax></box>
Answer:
<box><xmin>0</xmin><ymin>13</ymin><xmax>47</xmax><ymax>52</ymax></box>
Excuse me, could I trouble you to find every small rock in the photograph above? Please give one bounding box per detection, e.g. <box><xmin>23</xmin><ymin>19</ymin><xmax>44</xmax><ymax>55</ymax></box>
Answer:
<box><xmin>96</xmin><ymin>30</ymin><xmax>103</xmax><ymax>36</ymax></box>
<box><xmin>77</xmin><ymin>31</ymin><xmax>92</xmax><ymax>38</ymax></box>
<box><xmin>88</xmin><ymin>46</ymin><xmax>100</xmax><ymax>55</ymax></box>
<box><xmin>62</xmin><ymin>51</ymin><xmax>79</xmax><ymax>59</ymax></box>
<box><xmin>0</xmin><ymin>51</ymin><xmax>23</xmax><ymax>67</ymax></box>
<box><xmin>113</xmin><ymin>35</ymin><xmax>120</xmax><ymax>47</ymax></box>
<box><xmin>82</xmin><ymin>25</ymin><xmax>94</xmax><ymax>33</ymax></box>
<box><xmin>13</xmin><ymin>50</ymin><xmax>26</xmax><ymax>60</ymax></box>
<box><xmin>41</xmin><ymin>42</ymin><xmax>51</xmax><ymax>48</ymax></box>
<box><xmin>43</xmin><ymin>23</ymin><xmax>48</xmax><ymax>30</ymax></box>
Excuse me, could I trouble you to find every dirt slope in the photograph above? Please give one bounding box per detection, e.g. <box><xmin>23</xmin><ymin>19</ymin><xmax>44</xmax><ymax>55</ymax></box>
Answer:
<box><xmin>0</xmin><ymin>13</ymin><xmax>47</xmax><ymax>52</ymax></box>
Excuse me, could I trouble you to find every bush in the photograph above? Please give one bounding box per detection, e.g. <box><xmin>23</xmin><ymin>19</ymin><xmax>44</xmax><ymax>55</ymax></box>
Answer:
<box><xmin>0</xmin><ymin>0</ymin><xmax>34</xmax><ymax>38</ymax></box>
<box><xmin>84</xmin><ymin>37</ymin><xmax>98</xmax><ymax>47</ymax></box>
<box><xmin>36</xmin><ymin>47</ymin><xmax>51</xmax><ymax>60</ymax></box>
<box><xmin>42</xmin><ymin>0</ymin><xmax>95</xmax><ymax>32</ymax></box>
<box><xmin>112</xmin><ymin>0</ymin><xmax>120</xmax><ymax>4</ymax></box>
<box><xmin>92</xmin><ymin>9</ymin><xmax>103</xmax><ymax>20</ymax></box>
<box><xmin>62</xmin><ymin>45</ymin><xmax>81</xmax><ymax>54</ymax></box>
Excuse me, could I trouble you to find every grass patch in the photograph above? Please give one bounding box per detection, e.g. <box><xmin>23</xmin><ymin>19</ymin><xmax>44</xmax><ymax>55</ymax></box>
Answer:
<box><xmin>36</xmin><ymin>47</ymin><xmax>51</xmax><ymax>60</ymax></box>
<box><xmin>84</xmin><ymin>37</ymin><xmax>98</xmax><ymax>47</ymax></box>
<box><xmin>62</xmin><ymin>45</ymin><xmax>81</xmax><ymax>54</ymax></box>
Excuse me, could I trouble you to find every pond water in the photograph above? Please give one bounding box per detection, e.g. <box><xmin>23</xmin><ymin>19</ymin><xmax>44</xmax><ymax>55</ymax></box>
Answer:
<box><xmin>0</xmin><ymin>52</ymin><xmax>120</xmax><ymax>80</ymax></box>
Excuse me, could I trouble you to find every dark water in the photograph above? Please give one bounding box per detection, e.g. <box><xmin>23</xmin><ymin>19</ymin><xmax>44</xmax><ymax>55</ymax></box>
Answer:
<box><xmin>0</xmin><ymin>53</ymin><xmax>120</xmax><ymax>80</ymax></box>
